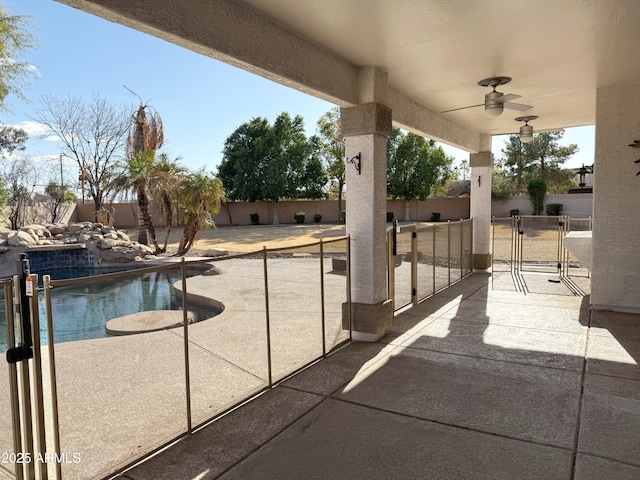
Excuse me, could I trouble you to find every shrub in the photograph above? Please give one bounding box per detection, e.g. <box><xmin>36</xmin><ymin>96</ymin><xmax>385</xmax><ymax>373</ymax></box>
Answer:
<box><xmin>545</xmin><ymin>203</ymin><xmax>563</xmax><ymax>216</ymax></box>
<box><xmin>431</xmin><ymin>212</ymin><xmax>441</xmax><ymax>222</ymax></box>
<box><xmin>313</xmin><ymin>213</ymin><xmax>322</xmax><ymax>222</ymax></box>
<box><xmin>509</xmin><ymin>209</ymin><xmax>520</xmax><ymax>217</ymax></box>
<box><xmin>527</xmin><ymin>178</ymin><xmax>547</xmax><ymax>215</ymax></box>
<box><xmin>386</xmin><ymin>212</ymin><xmax>395</xmax><ymax>222</ymax></box>
<box><xmin>250</xmin><ymin>213</ymin><xmax>259</xmax><ymax>225</ymax></box>
<box><xmin>294</xmin><ymin>211</ymin><xmax>305</xmax><ymax>223</ymax></box>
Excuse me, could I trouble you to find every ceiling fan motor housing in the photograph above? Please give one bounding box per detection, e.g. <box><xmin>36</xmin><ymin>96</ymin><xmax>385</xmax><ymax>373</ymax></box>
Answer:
<box><xmin>484</xmin><ymin>91</ymin><xmax>504</xmax><ymax>116</ymax></box>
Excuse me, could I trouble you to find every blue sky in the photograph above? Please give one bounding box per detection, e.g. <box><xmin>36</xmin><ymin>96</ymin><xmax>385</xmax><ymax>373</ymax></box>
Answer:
<box><xmin>4</xmin><ymin>0</ymin><xmax>595</xmax><ymax>191</ymax></box>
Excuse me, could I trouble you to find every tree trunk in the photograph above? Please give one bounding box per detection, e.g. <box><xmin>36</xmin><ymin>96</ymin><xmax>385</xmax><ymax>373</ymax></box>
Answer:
<box><xmin>136</xmin><ymin>205</ymin><xmax>148</xmax><ymax>246</ymax></box>
<box><xmin>177</xmin><ymin>218</ymin><xmax>198</xmax><ymax>255</ymax></box>
<box><xmin>160</xmin><ymin>192</ymin><xmax>173</xmax><ymax>254</ymax></box>
<box><xmin>137</xmin><ymin>185</ymin><xmax>161</xmax><ymax>253</ymax></box>
<box><xmin>222</xmin><ymin>199</ymin><xmax>233</xmax><ymax>225</ymax></box>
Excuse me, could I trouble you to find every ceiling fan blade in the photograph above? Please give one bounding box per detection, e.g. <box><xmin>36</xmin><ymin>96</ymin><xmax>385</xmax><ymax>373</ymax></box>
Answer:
<box><xmin>504</xmin><ymin>102</ymin><xmax>532</xmax><ymax>111</ymax></box>
<box><xmin>495</xmin><ymin>93</ymin><xmax>521</xmax><ymax>104</ymax></box>
<box><xmin>441</xmin><ymin>104</ymin><xmax>483</xmax><ymax>114</ymax></box>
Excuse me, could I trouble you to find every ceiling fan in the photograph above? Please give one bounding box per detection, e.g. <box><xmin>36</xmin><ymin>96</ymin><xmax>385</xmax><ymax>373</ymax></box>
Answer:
<box><xmin>513</xmin><ymin>116</ymin><xmax>565</xmax><ymax>143</ymax></box>
<box><xmin>442</xmin><ymin>76</ymin><xmax>532</xmax><ymax>116</ymax></box>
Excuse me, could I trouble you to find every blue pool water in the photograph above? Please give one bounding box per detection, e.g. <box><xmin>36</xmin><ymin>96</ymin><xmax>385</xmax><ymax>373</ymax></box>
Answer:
<box><xmin>1</xmin><ymin>267</ymin><xmax>212</xmax><ymax>353</ymax></box>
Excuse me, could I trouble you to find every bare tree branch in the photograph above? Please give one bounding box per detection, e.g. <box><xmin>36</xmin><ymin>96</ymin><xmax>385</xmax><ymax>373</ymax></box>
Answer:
<box><xmin>33</xmin><ymin>94</ymin><xmax>132</xmax><ymax>212</ymax></box>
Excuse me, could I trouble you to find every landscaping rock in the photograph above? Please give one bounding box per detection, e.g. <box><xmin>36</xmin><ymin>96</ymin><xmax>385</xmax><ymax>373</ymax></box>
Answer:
<box><xmin>96</xmin><ymin>238</ymin><xmax>119</xmax><ymax>250</ymax></box>
<box><xmin>8</xmin><ymin>231</ymin><xmax>36</xmax><ymax>247</ymax></box>
<box><xmin>67</xmin><ymin>223</ymin><xmax>86</xmax><ymax>234</ymax></box>
<box><xmin>99</xmin><ymin>246</ymin><xmax>141</xmax><ymax>263</ymax></box>
<box><xmin>203</xmin><ymin>265</ymin><xmax>223</xmax><ymax>276</ymax></box>
<box><xmin>47</xmin><ymin>224</ymin><xmax>66</xmax><ymax>235</ymax></box>
<box><xmin>204</xmin><ymin>248</ymin><xmax>228</xmax><ymax>257</ymax></box>
<box><xmin>2</xmin><ymin>222</ymin><xmax>154</xmax><ymax>267</ymax></box>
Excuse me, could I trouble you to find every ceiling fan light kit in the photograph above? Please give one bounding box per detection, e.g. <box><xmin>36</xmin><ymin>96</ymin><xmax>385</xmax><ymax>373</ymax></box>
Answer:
<box><xmin>515</xmin><ymin>115</ymin><xmax>538</xmax><ymax>143</ymax></box>
<box><xmin>519</xmin><ymin>124</ymin><xmax>534</xmax><ymax>143</ymax></box>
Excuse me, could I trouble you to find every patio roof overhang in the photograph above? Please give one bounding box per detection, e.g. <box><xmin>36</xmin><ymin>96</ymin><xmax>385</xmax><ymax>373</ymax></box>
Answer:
<box><xmin>57</xmin><ymin>0</ymin><xmax>640</xmax><ymax>153</ymax></box>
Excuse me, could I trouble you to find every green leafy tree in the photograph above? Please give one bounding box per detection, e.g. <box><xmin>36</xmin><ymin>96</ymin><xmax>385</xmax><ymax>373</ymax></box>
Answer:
<box><xmin>0</xmin><ymin>180</ymin><xmax>8</xmax><ymax>207</ymax></box>
<box><xmin>501</xmin><ymin>135</ymin><xmax>533</xmax><ymax>194</ymax></box>
<box><xmin>501</xmin><ymin>132</ymin><xmax>578</xmax><ymax>194</ymax></box>
<box><xmin>113</xmin><ymin>151</ymin><xmax>162</xmax><ymax>252</ymax></box>
<box><xmin>0</xmin><ymin>125</ymin><xmax>27</xmax><ymax>157</ymax></box>
<box><xmin>176</xmin><ymin>171</ymin><xmax>224</xmax><ymax>255</ymax></box>
<box><xmin>387</xmin><ymin>129</ymin><xmax>454</xmax><ymax>220</ymax></box>
<box><xmin>264</xmin><ymin>112</ymin><xmax>311</xmax><ymax>223</ymax></box>
<box><xmin>218</xmin><ymin>117</ymin><xmax>271</xmax><ymax>202</ymax></box>
<box><xmin>34</xmin><ymin>94</ymin><xmax>131</xmax><ymax>212</ymax></box>
<box><xmin>149</xmin><ymin>153</ymin><xmax>188</xmax><ymax>253</ymax></box>
<box><xmin>218</xmin><ymin>112</ymin><xmax>323</xmax><ymax>224</ymax></box>
<box><xmin>301</xmin><ymin>136</ymin><xmax>328</xmax><ymax>199</ymax></box>
<box><xmin>527</xmin><ymin>178</ymin><xmax>547</xmax><ymax>215</ymax></box>
<box><xmin>491</xmin><ymin>165</ymin><xmax>515</xmax><ymax>201</ymax></box>
<box><xmin>0</xmin><ymin>7</ymin><xmax>35</xmax><ymax>110</ymax></box>
<box><xmin>314</xmin><ymin>107</ymin><xmax>345</xmax><ymax>216</ymax></box>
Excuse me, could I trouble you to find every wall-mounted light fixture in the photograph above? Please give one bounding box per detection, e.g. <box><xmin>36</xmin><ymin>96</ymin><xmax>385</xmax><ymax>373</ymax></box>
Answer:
<box><xmin>346</xmin><ymin>152</ymin><xmax>361</xmax><ymax>175</ymax></box>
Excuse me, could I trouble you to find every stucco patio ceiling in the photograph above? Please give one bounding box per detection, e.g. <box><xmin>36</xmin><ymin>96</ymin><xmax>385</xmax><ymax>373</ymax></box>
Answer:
<box><xmin>60</xmin><ymin>0</ymin><xmax>640</xmax><ymax>150</ymax></box>
<box><xmin>240</xmin><ymin>0</ymin><xmax>640</xmax><ymax>133</ymax></box>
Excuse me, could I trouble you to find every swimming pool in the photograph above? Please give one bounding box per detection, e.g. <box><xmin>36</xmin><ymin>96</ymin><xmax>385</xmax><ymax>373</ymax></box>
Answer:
<box><xmin>0</xmin><ymin>267</ymin><xmax>214</xmax><ymax>353</ymax></box>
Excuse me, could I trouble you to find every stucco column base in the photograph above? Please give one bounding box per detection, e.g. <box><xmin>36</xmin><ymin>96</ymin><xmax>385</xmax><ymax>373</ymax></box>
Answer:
<box><xmin>472</xmin><ymin>253</ymin><xmax>492</xmax><ymax>270</ymax></box>
<box><xmin>342</xmin><ymin>299</ymin><xmax>393</xmax><ymax>342</ymax></box>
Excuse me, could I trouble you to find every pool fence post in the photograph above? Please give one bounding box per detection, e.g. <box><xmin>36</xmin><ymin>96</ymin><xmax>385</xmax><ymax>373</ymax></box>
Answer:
<box><xmin>4</xmin><ymin>281</ymin><xmax>24</xmax><ymax>480</ymax></box>
<box><xmin>27</xmin><ymin>274</ymin><xmax>47</xmax><ymax>480</ymax></box>
<box><xmin>447</xmin><ymin>220</ymin><xmax>451</xmax><ymax>287</ymax></box>
<box><xmin>346</xmin><ymin>236</ymin><xmax>353</xmax><ymax>341</ymax></box>
<box><xmin>432</xmin><ymin>223</ymin><xmax>436</xmax><ymax>294</ymax></box>
<box><xmin>460</xmin><ymin>219</ymin><xmax>464</xmax><ymax>279</ymax></box>
<box><xmin>319</xmin><ymin>239</ymin><xmax>327</xmax><ymax>357</ymax></box>
<box><xmin>411</xmin><ymin>224</ymin><xmax>418</xmax><ymax>305</ymax></box>
<box><xmin>262</xmin><ymin>247</ymin><xmax>273</xmax><ymax>387</ymax></box>
<box><xmin>43</xmin><ymin>275</ymin><xmax>62</xmax><ymax>479</ymax></box>
<box><xmin>180</xmin><ymin>258</ymin><xmax>193</xmax><ymax>433</ymax></box>
<box><xmin>387</xmin><ymin>227</ymin><xmax>395</xmax><ymax>310</ymax></box>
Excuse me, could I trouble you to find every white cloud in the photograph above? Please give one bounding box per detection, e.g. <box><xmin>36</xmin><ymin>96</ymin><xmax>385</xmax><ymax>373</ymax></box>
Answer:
<box><xmin>2</xmin><ymin>120</ymin><xmax>60</xmax><ymax>142</ymax></box>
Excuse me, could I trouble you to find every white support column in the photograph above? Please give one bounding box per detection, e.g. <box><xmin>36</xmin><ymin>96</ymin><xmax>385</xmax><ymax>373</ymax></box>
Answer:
<box><xmin>340</xmin><ymin>67</ymin><xmax>393</xmax><ymax>342</ymax></box>
<box><xmin>470</xmin><ymin>148</ymin><xmax>493</xmax><ymax>270</ymax></box>
<box><xmin>591</xmin><ymin>81</ymin><xmax>640</xmax><ymax>313</ymax></box>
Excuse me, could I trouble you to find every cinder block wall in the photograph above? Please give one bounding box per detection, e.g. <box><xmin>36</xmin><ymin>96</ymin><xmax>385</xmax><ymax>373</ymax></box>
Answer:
<box><xmin>76</xmin><ymin>198</ymin><xmax>471</xmax><ymax>227</ymax></box>
<box><xmin>491</xmin><ymin>193</ymin><xmax>593</xmax><ymax>218</ymax></box>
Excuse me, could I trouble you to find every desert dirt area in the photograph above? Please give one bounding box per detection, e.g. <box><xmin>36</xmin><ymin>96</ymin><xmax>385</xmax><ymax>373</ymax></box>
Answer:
<box><xmin>153</xmin><ymin>223</ymin><xmax>349</xmax><ymax>254</ymax></box>
<box><xmin>139</xmin><ymin>221</ymin><xmax>566</xmax><ymax>264</ymax></box>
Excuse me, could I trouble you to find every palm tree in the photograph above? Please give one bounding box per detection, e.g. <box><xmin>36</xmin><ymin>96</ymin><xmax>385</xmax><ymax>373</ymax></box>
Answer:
<box><xmin>113</xmin><ymin>151</ymin><xmax>162</xmax><ymax>253</ymax></box>
<box><xmin>176</xmin><ymin>171</ymin><xmax>225</xmax><ymax>255</ymax></box>
<box><xmin>126</xmin><ymin>101</ymin><xmax>164</xmax><ymax>246</ymax></box>
<box><xmin>149</xmin><ymin>153</ymin><xmax>187</xmax><ymax>253</ymax></box>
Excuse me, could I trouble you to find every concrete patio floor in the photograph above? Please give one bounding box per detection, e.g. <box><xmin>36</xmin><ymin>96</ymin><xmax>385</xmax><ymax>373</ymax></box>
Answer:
<box><xmin>114</xmin><ymin>270</ymin><xmax>640</xmax><ymax>480</ymax></box>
